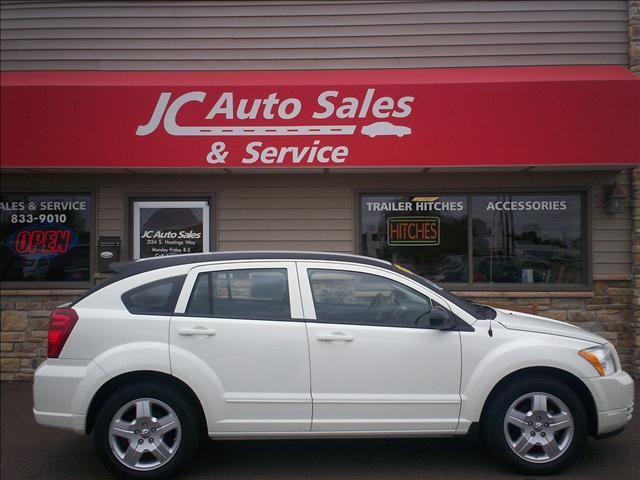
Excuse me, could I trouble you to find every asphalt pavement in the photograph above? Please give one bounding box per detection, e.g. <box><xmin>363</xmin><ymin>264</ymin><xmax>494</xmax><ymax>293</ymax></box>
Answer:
<box><xmin>1</xmin><ymin>381</ymin><xmax>638</xmax><ymax>480</ymax></box>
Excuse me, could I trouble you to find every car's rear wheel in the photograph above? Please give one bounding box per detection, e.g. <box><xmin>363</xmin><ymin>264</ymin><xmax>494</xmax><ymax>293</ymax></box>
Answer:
<box><xmin>94</xmin><ymin>382</ymin><xmax>200</xmax><ymax>480</ymax></box>
<box><xmin>483</xmin><ymin>376</ymin><xmax>587</xmax><ymax>475</ymax></box>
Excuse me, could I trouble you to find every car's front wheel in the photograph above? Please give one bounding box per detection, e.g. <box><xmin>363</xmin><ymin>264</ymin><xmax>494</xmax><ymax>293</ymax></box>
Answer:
<box><xmin>483</xmin><ymin>376</ymin><xmax>588</xmax><ymax>475</ymax></box>
<box><xmin>93</xmin><ymin>382</ymin><xmax>201</xmax><ymax>480</ymax></box>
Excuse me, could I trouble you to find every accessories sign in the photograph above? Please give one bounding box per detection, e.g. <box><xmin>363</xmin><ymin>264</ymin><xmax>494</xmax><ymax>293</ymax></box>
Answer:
<box><xmin>1</xmin><ymin>67</ymin><xmax>638</xmax><ymax>169</ymax></box>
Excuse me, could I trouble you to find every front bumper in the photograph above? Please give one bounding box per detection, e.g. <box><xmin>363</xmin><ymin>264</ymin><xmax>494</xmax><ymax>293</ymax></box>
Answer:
<box><xmin>583</xmin><ymin>369</ymin><xmax>634</xmax><ymax>436</ymax></box>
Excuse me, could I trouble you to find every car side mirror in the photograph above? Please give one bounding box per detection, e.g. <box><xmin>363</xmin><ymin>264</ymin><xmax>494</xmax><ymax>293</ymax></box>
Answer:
<box><xmin>428</xmin><ymin>305</ymin><xmax>457</xmax><ymax>331</ymax></box>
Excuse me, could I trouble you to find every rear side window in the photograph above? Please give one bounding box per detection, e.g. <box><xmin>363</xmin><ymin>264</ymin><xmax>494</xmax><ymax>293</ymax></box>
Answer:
<box><xmin>122</xmin><ymin>275</ymin><xmax>186</xmax><ymax>315</ymax></box>
<box><xmin>186</xmin><ymin>268</ymin><xmax>290</xmax><ymax>320</ymax></box>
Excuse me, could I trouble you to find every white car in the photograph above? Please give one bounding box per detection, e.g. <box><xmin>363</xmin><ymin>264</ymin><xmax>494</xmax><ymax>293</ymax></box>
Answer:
<box><xmin>33</xmin><ymin>252</ymin><xmax>634</xmax><ymax>479</ymax></box>
<box><xmin>361</xmin><ymin>121</ymin><xmax>411</xmax><ymax>137</ymax></box>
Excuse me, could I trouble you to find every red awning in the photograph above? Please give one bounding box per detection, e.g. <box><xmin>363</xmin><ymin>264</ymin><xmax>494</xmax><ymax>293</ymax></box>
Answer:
<box><xmin>1</xmin><ymin>66</ymin><xmax>638</xmax><ymax>169</ymax></box>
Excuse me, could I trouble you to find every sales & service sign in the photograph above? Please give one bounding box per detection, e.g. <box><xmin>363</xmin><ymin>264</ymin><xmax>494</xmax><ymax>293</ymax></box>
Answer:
<box><xmin>135</xmin><ymin>88</ymin><xmax>414</xmax><ymax>167</ymax></box>
<box><xmin>0</xmin><ymin>194</ymin><xmax>92</xmax><ymax>282</ymax></box>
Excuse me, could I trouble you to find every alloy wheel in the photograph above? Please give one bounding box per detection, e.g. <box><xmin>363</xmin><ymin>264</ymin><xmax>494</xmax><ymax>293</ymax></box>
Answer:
<box><xmin>503</xmin><ymin>391</ymin><xmax>574</xmax><ymax>464</ymax></box>
<box><xmin>108</xmin><ymin>397</ymin><xmax>182</xmax><ymax>471</ymax></box>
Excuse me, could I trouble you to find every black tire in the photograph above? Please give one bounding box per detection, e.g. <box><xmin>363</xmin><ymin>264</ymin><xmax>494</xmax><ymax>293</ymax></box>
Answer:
<box><xmin>482</xmin><ymin>375</ymin><xmax>587</xmax><ymax>475</ymax></box>
<box><xmin>93</xmin><ymin>382</ymin><xmax>201</xmax><ymax>480</ymax></box>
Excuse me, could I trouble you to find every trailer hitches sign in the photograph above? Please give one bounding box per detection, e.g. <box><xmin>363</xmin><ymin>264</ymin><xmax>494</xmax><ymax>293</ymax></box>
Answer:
<box><xmin>388</xmin><ymin>217</ymin><xmax>440</xmax><ymax>246</ymax></box>
<box><xmin>1</xmin><ymin>67</ymin><xmax>638</xmax><ymax>169</ymax></box>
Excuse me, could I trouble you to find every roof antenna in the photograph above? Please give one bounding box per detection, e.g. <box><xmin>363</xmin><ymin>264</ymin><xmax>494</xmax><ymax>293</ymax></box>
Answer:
<box><xmin>488</xmin><ymin>317</ymin><xmax>493</xmax><ymax>337</ymax></box>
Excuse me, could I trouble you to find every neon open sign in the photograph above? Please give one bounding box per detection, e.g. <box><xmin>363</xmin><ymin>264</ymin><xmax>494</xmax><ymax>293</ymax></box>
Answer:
<box><xmin>387</xmin><ymin>217</ymin><xmax>440</xmax><ymax>246</ymax></box>
<box><xmin>8</xmin><ymin>224</ymin><xmax>78</xmax><ymax>258</ymax></box>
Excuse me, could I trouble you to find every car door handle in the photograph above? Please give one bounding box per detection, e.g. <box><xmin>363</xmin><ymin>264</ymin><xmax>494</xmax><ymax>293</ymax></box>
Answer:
<box><xmin>316</xmin><ymin>333</ymin><xmax>354</xmax><ymax>342</ymax></box>
<box><xmin>178</xmin><ymin>327</ymin><xmax>217</xmax><ymax>336</ymax></box>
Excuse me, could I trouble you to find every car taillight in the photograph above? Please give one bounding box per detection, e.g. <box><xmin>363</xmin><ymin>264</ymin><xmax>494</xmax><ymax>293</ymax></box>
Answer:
<box><xmin>48</xmin><ymin>308</ymin><xmax>79</xmax><ymax>358</ymax></box>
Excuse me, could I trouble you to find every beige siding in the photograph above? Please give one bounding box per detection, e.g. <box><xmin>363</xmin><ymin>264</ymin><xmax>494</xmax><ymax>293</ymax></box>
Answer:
<box><xmin>2</xmin><ymin>168</ymin><xmax>633</xmax><ymax>279</ymax></box>
<box><xmin>218</xmin><ymin>184</ymin><xmax>353</xmax><ymax>252</ymax></box>
<box><xmin>591</xmin><ymin>170</ymin><xmax>634</xmax><ymax>274</ymax></box>
<box><xmin>0</xmin><ymin>0</ymin><xmax>629</xmax><ymax>71</ymax></box>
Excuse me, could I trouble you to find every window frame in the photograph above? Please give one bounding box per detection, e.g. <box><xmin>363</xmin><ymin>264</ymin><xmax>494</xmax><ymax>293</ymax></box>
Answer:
<box><xmin>0</xmin><ymin>190</ymin><xmax>96</xmax><ymax>289</ymax></box>
<box><xmin>185</xmin><ymin>268</ymin><xmax>293</xmax><ymax>321</ymax></box>
<box><xmin>306</xmin><ymin>267</ymin><xmax>434</xmax><ymax>330</ymax></box>
<box><xmin>174</xmin><ymin>261</ymin><xmax>304</xmax><ymax>322</ymax></box>
<box><xmin>131</xmin><ymin>199</ymin><xmax>211</xmax><ymax>260</ymax></box>
<box><xmin>297</xmin><ymin>261</ymin><xmax>477</xmax><ymax>329</ymax></box>
<box><xmin>121</xmin><ymin>274</ymin><xmax>186</xmax><ymax>316</ymax></box>
<box><xmin>356</xmin><ymin>188</ymin><xmax>591</xmax><ymax>291</ymax></box>
<box><xmin>126</xmin><ymin>193</ymin><xmax>217</xmax><ymax>263</ymax></box>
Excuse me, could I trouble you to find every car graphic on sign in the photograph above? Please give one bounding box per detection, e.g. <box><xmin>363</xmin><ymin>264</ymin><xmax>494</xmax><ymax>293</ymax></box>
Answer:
<box><xmin>361</xmin><ymin>121</ymin><xmax>412</xmax><ymax>137</ymax></box>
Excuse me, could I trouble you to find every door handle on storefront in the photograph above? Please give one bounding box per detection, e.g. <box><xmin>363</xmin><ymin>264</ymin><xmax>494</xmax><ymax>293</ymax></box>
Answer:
<box><xmin>178</xmin><ymin>327</ymin><xmax>217</xmax><ymax>336</ymax></box>
<box><xmin>316</xmin><ymin>333</ymin><xmax>353</xmax><ymax>342</ymax></box>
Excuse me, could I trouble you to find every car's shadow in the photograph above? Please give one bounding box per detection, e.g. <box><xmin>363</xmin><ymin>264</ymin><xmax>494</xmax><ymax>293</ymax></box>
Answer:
<box><xmin>1</xmin><ymin>427</ymin><xmax>633</xmax><ymax>480</ymax></box>
<box><xmin>177</xmin><ymin>435</ymin><xmax>622</xmax><ymax>480</ymax></box>
<box><xmin>181</xmin><ymin>436</ymin><xmax>498</xmax><ymax>480</ymax></box>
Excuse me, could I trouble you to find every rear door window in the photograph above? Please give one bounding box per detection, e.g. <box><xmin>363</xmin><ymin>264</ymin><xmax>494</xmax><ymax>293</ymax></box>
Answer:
<box><xmin>122</xmin><ymin>275</ymin><xmax>185</xmax><ymax>315</ymax></box>
<box><xmin>186</xmin><ymin>268</ymin><xmax>291</xmax><ymax>320</ymax></box>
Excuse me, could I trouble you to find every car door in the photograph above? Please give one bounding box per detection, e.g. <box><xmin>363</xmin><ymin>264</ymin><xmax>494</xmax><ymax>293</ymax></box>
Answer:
<box><xmin>170</xmin><ymin>261</ymin><xmax>311</xmax><ymax>433</ymax></box>
<box><xmin>298</xmin><ymin>262</ymin><xmax>462</xmax><ymax>432</ymax></box>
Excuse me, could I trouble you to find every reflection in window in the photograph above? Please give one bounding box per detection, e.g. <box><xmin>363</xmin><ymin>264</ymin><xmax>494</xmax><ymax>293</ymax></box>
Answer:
<box><xmin>360</xmin><ymin>195</ymin><xmax>468</xmax><ymax>282</ymax></box>
<box><xmin>1</xmin><ymin>193</ymin><xmax>92</xmax><ymax>282</ymax></box>
<box><xmin>122</xmin><ymin>276</ymin><xmax>186</xmax><ymax>315</ymax></box>
<box><xmin>308</xmin><ymin>269</ymin><xmax>431</xmax><ymax>328</ymax></box>
<box><xmin>360</xmin><ymin>192</ymin><xmax>587</xmax><ymax>286</ymax></box>
<box><xmin>472</xmin><ymin>194</ymin><xmax>584</xmax><ymax>284</ymax></box>
<box><xmin>186</xmin><ymin>269</ymin><xmax>290</xmax><ymax>320</ymax></box>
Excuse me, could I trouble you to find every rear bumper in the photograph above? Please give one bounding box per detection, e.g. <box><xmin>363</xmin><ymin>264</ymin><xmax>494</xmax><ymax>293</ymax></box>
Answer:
<box><xmin>33</xmin><ymin>358</ymin><xmax>109</xmax><ymax>434</ymax></box>
<box><xmin>583</xmin><ymin>369</ymin><xmax>634</xmax><ymax>436</ymax></box>
<box><xmin>33</xmin><ymin>409</ymin><xmax>87</xmax><ymax>433</ymax></box>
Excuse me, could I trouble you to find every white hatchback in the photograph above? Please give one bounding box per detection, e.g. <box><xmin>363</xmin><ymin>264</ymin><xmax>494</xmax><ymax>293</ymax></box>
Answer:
<box><xmin>33</xmin><ymin>252</ymin><xmax>634</xmax><ymax>479</ymax></box>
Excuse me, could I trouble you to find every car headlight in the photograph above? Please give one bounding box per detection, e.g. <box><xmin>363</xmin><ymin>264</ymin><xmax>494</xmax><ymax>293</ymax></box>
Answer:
<box><xmin>579</xmin><ymin>345</ymin><xmax>616</xmax><ymax>376</ymax></box>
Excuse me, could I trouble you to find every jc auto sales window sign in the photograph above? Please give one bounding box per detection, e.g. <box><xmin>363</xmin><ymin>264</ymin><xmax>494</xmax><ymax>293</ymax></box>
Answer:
<box><xmin>133</xmin><ymin>201</ymin><xmax>209</xmax><ymax>259</ymax></box>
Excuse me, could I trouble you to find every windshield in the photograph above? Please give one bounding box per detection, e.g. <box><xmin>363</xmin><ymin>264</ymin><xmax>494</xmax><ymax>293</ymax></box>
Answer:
<box><xmin>393</xmin><ymin>265</ymin><xmax>496</xmax><ymax>320</ymax></box>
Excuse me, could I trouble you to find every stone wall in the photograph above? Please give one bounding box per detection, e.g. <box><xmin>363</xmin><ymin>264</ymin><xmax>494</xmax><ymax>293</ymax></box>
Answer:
<box><xmin>0</xmin><ymin>291</ymin><xmax>80</xmax><ymax>381</ymax></box>
<box><xmin>1</xmin><ymin>279</ymin><xmax>636</xmax><ymax>381</ymax></box>
<box><xmin>465</xmin><ymin>279</ymin><xmax>635</xmax><ymax>372</ymax></box>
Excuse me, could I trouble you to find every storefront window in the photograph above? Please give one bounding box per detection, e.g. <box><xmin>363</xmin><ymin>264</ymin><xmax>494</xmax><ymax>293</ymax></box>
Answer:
<box><xmin>133</xmin><ymin>200</ymin><xmax>210</xmax><ymax>259</ymax></box>
<box><xmin>360</xmin><ymin>195</ymin><xmax>468</xmax><ymax>282</ymax></box>
<box><xmin>472</xmin><ymin>194</ymin><xmax>584</xmax><ymax>284</ymax></box>
<box><xmin>360</xmin><ymin>192</ymin><xmax>586</xmax><ymax>287</ymax></box>
<box><xmin>0</xmin><ymin>193</ymin><xmax>92</xmax><ymax>283</ymax></box>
